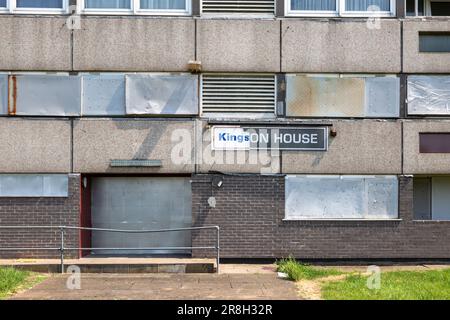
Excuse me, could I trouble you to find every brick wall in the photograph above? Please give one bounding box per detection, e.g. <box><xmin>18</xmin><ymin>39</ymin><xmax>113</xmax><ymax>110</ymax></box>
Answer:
<box><xmin>0</xmin><ymin>174</ymin><xmax>80</xmax><ymax>259</ymax></box>
<box><xmin>192</xmin><ymin>174</ymin><xmax>450</xmax><ymax>260</ymax></box>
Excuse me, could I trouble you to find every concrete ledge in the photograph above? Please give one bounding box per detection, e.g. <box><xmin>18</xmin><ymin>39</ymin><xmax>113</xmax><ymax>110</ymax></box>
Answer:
<box><xmin>197</xmin><ymin>19</ymin><xmax>281</xmax><ymax>72</ymax></box>
<box><xmin>0</xmin><ymin>16</ymin><xmax>71</xmax><ymax>71</ymax></box>
<box><xmin>8</xmin><ymin>263</ymin><xmax>214</xmax><ymax>273</ymax></box>
<box><xmin>282</xmin><ymin>19</ymin><xmax>401</xmax><ymax>73</ymax></box>
<box><xmin>73</xmin><ymin>119</ymin><xmax>195</xmax><ymax>174</ymax></box>
<box><xmin>403</xmin><ymin>120</ymin><xmax>450</xmax><ymax>174</ymax></box>
<box><xmin>0</xmin><ymin>258</ymin><xmax>216</xmax><ymax>273</ymax></box>
<box><xmin>403</xmin><ymin>19</ymin><xmax>450</xmax><ymax>73</ymax></box>
<box><xmin>73</xmin><ymin>17</ymin><xmax>195</xmax><ymax>71</ymax></box>
<box><xmin>281</xmin><ymin>120</ymin><xmax>402</xmax><ymax>174</ymax></box>
<box><xmin>0</xmin><ymin>118</ymin><xmax>71</xmax><ymax>173</ymax></box>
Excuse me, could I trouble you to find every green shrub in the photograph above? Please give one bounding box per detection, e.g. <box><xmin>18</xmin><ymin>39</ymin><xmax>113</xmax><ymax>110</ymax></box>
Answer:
<box><xmin>276</xmin><ymin>256</ymin><xmax>342</xmax><ymax>281</ymax></box>
<box><xmin>0</xmin><ymin>267</ymin><xmax>29</xmax><ymax>299</ymax></box>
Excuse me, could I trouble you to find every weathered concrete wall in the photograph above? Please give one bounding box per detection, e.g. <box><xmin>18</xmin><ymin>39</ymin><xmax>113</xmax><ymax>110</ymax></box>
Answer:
<box><xmin>0</xmin><ymin>118</ymin><xmax>71</xmax><ymax>173</ymax></box>
<box><xmin>282</xmin><ymin>19</ymin><xmax>401</xmax><ymax>73</ymax></box>
<box><xmin>0</xmin><ymin>16</ymin><xmax>71</xmax><ymax>71</ymax></box>
<box><xmin>403</xmin><ymin>19</ymin><xmax>450</xmax><ymax>73</ymax></box>
<box><xmin>282</xmin><ymin>120</ymin><xmax>402</xmax><ymax>174</ymax></box>
<box><xmin>403</xmin><ymin>120</ymin><xmax>450</xmax><ymax>174</ymax></box>
<box><xmin>73</xmin><ymin>17</ymin><xmax>195</xmax><ymax>71</ymax></box>
<box><xmin>73</xmin><ymin>119</ymin><xmax>195</xmax><ymax>173</ymax></box>
<box><xmin>197</xmin><ymin>19</ymin><xmax>280</xmax><ymax>72</ymax></box>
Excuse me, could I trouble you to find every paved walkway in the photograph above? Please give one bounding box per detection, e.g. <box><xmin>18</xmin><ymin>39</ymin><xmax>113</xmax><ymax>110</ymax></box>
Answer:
<box><xmin>11</xmin><ymin>272</ymin><xmax>300</xmax><ymax>300</ymax></box>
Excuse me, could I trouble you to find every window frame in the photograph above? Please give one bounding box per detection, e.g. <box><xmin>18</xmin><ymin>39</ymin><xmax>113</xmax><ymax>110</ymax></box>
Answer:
<box><xmin>425</xmin><ymin>0</ymin><xmax>450</xmax><ymax>16</ymax></box>
<box><xmin>413</xmin><ymin>176</ymin><xmax>450</xmax><ymax>222</ymax></box>
<box><xmin>0</xmin><ymin>0</ymin><xmax>69</xmax><ymax>14</ymax></box>
<box><xmin>285</xmin><ymin>0</ymin><xmax>396</xmax><ymax>17</ymax></box>
<box><xmin>79</xmin><ymin>0</ymin><xmax>192</xmax><ymax>16</ymax></box>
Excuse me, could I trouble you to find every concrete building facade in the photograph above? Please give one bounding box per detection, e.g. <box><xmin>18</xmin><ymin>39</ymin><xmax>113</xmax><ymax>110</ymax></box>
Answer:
<box><xmin>1</xmin><ymin>0</ymin><xmax>450</xmax><ymax>261</ymax></box>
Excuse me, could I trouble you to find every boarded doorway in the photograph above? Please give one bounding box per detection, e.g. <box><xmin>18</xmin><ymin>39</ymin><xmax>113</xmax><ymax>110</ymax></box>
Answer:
<box><xmin>90</xmin><ymin>177</ymin><xmax>192</xmax><ymax>255</ymax></box>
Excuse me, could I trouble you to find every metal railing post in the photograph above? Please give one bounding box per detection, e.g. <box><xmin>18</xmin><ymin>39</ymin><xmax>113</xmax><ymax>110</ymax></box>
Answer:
<box><xmin>216</xmin><ymin>226</ymin><xmax>220</xmax><ymax>274</ymax></box>
<box><xmin>60</xmin><ymin>227</ymin><xmax>65</xmax><ymax>274</ymax></box>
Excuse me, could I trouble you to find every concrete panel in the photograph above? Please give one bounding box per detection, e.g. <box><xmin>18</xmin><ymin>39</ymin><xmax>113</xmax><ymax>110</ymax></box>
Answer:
<box><xmin>73</xmin><ymin>17</ymin><xmax>195</xmax><ymax>71</ymax></box>
<box><xmin>73</xmin><ymin>119</ymin><xmax>195</xmax><ymax>173</ymax></box>
<box><xmin>197</xmin><ymin>19</ymin><xmax>280</xmax><ymax>72</ymax></box>
<box><xmin>403</xmin><ymin>120</ymin><xmax>450</xmax><ymax>174</ymax></box>
<box><xmin>0</xmin><ymin>16</ymin><xmax>71</xmax><ymax>71</ymax></box>
<box><xmin>0</xmin><ymin>119</ymin><xmax>71</xmax><ymax>173</ymax></box>
<box><xmin>282</xmin><ymin>120</ymin><xmax>402</xmax><ymax>174</ymax></box>
<box><xmin>403</xmin><ymin>20</ymin><xmax>450</xmax><ymax>73</ymax></box>
<box><xmin>198</xmin><ymin>123</ymin><xmax>280</xmax><ymax>174</ymax></box>
<box><xmin>282</xmin><ymin>19</ymin><xmax>401</xmax><ymax>73</ymax></box>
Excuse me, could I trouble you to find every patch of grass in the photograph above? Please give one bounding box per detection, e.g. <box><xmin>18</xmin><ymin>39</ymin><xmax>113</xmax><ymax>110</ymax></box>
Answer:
<box><xmin>322</xmin><ymin>268</ymin><xmax>450</xmax><ymax>300</ymax></box>
<box><xmin>276</xmin><ymin>257</ymin><xmax>342</xmax><ymax>281</ymax></box>
<box><xmin>0</xmin><ymin>267</ymin><xmax>47</xmax><ymax>300</ymax></box>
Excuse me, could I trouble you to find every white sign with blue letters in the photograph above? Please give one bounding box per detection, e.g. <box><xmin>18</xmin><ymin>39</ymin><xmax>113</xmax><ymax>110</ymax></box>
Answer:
<box><xmin>211</xmin><ymin>126</ymin><xmax>328</xmax><ymax>151</ymax></box>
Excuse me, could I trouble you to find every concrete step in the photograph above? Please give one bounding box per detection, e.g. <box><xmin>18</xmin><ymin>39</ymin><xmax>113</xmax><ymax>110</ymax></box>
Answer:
<box><xmin>0</xmin><ymin>258</ymin><xmax>216</xmax><ymax>274</ymax></box>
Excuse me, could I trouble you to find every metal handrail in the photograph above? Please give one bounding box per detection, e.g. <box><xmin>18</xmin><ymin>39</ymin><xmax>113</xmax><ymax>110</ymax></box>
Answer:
<box><xmin>0</xmin><ymin>225</ymin><xmax>220</xmax><ymax>274</ymax></box>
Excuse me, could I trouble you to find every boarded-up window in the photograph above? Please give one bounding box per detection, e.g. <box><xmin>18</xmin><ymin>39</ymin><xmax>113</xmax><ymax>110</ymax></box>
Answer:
<box><xmin>9</xmin><ymin>75</ymin><xmax>81</xmax><ymax>116</ymax></box>
<box><xmin>126</xmin><ymin>74</ymin><xmax>198</xmax><ymax>115</ymax></box>
<box><xmin>286</xmin><ymin>75</ymin><xmax>399</xmax><ymax>118</ymax></box>
<box><xmin>0</xmin><ymin>174</ymin><xmax>68</xmax><ymax>197</ymax></box>
<box><xmin>0</xmin><ymin>74</ymin><xmax>7</xmax><ymax>115</ymax></box>
<box><xmin>285</xmin><ymin>175</ymin><xmax>398</xmax><ymax>220</ymax></box>
<box><xmin>82</xmin><ymin>74</ymin><xmax>125</xmax><ymax>116</ymax></box>
<box><xmin>408</xmin><ymin>76</ymin><xmax>450</xmax><ymax>115</ymax></box>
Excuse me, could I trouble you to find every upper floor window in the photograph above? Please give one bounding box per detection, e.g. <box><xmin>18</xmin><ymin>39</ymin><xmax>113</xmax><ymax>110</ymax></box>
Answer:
<box><xmin>406</xmin><ymin>0</ymin><xmax>450</xmax><ymax>16</ymax></box>
<box><xmin>0</xmin><ymin>0</ymin><xmax>68</xmax><ymax>14</ymax></box>
<box><xmin>81</xmin><ymin>0</ymin><xmax>191</xmax><ymax>15</ymax></box>
<box><xmin>286</xmin><ymin>0</ymin><xmax>396</xmax><ymax>16</ymax></box>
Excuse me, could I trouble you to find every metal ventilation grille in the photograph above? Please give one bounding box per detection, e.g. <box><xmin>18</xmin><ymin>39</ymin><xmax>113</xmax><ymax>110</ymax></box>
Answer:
<box><xmin>202</xmin><ymin>0</ymin><xmax>275</xmax><ymax>14</ymax></box>
<box><xmin>201</xmin><ymin>75</ymin><xmax>276</xmax><ymax>115</ymax></box>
